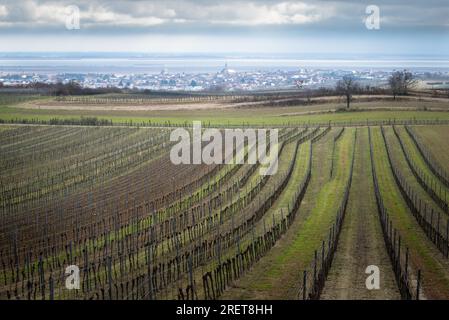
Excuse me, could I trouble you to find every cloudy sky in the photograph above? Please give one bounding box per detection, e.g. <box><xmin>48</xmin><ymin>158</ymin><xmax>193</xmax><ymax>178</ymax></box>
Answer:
<box><xmin>0</xmin><ymin>0</ymin><xmax>447</xmax><ymax>56</ymax></box>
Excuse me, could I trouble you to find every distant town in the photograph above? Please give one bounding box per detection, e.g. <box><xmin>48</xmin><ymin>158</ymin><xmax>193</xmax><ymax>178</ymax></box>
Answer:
<box><xmin>1</xmin><ymin>63</ymin><xmax>448</xmax><ymax>92</ymax></box>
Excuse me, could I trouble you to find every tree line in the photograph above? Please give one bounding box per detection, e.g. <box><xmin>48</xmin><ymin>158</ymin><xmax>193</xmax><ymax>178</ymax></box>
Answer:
<box><xmin>0</xmin><ymin>70</ymin><xmax>432</xmax><ymax>107</ymax></box>
<box><xmin>336</xmin><ymin>70</ymin><xmax>418</xmax><ymax>109</ymax></box>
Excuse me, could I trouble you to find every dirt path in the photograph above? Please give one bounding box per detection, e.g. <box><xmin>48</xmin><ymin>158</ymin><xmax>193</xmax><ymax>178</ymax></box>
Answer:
<box><xmin>320</xmin><ymin>128</ymin><xmax>400</xmax><ymax>299</ymax></box>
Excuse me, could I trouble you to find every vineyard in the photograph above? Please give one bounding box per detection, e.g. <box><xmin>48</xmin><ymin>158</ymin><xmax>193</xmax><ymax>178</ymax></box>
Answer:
<box><xmin>1</xmin><ymin>0</ymin><xmax>449</xmax><ymax>307</ymax></box>
<box><xmin>1</xmin><ymin>119</ymin><xmax>449</xmax><ymax>300</ymax></box>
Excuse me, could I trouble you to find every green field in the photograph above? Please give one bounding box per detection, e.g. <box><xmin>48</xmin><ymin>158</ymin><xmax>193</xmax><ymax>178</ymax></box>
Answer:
<box><xmin>1</xmin><ymin>96</ymin><xmax>449</xmax><ymax>126</ymax></box>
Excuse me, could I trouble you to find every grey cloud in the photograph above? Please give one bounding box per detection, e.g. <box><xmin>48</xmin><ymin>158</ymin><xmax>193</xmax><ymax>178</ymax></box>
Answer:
<box><xmin>0</xmin><ymin>0</ymin><xmax>447</xmax><ymax>32</ymax></box>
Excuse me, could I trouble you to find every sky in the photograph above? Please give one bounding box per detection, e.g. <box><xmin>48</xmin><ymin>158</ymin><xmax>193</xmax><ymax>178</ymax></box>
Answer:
<box><xmin>0</xmin><ymin>0</ymin><xmax>448</xmax><ymax>57</ymax></box>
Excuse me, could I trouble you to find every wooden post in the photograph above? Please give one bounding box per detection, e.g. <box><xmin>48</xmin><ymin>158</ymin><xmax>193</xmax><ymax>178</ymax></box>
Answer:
<box><xmin>446</xmin><ymin>220</ymin><xmax>449</xmax><ymax>259</ymax></box>
<box><xmin>49</xmin><ymin>274</ymin><xmax>54</xmax><ymax>300</ymax></box>
<box><xmin>302</xmin><ymin>270</ymin><xmax>307</xmax><ymax>300</ymax></box>
<box><xmin>416</xmin><ymin>270</ymin><xmax>421</xmax><ymax>300</ymax></box>
<box><xmin>107</xmin><ymin>256</ymin><xmax>112</xmax><ymax>300</ymax></box>
<box><xmin>405</xmin><ymin>247</ymin><xmax>409</xmax><ymax>282</ymax></box>
<box><xmin>313</xmin><ymin>250</ymin><xmax>317</xmax><ymax>295</ymax></box>
<box><xmin>397</xmin><ymin>236</ymin><xmax>401</xmax><ymax>271</ymax></box>
<box><xmin>321</xmin><ymin>240</ymin><xmax>325</xmax><ymax>272</ymax></box>
<box><xmin>188</xmin><ymin>254</ymin><xmax>194</xmax><ymax>298</ymax></box>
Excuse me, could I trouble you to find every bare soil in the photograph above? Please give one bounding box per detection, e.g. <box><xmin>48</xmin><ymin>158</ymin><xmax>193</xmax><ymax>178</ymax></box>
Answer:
<box><xmin>18</xmin><ymin>94</ymin><xmax>449</xmax><ymax>112</ymax></box>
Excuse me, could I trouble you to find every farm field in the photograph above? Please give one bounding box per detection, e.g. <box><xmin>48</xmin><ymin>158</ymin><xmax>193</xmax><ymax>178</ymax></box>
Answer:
<box><xmin>1</xmin><ymin>95</ymin><xmax>449</xmax><ymax>127</ymax></box>
<box><xmin>1</xmin><ymin>95</ymin><xmax>449</xmax><ymax>300</ymax></box>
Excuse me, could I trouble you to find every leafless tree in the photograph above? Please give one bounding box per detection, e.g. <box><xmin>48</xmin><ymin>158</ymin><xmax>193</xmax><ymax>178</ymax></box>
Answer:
<box><xmin>388</xmin><ymin>70</ymin><xmax>417</xmax><ymax>99</ymax></box>
<box><xmin>336</xmin><ymin>75</ymin><xmax>359</xmax><ymax>109</ymax></box>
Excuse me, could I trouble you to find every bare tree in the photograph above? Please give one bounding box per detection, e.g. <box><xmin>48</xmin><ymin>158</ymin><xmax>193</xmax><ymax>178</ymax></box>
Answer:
<box><xmin>336</xmin><ymin>75</ymin><xmax>359</xmax><ymax>109</ymax></box>
<box><xmin>388</xmin><ymin>72</ymin><xmax>402</xmax><ymax>100</ymax></box>
<box><xmin>388</xmin><ymin>70</ymin><xmax>417</xmax><ymax>99</ymax></box>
